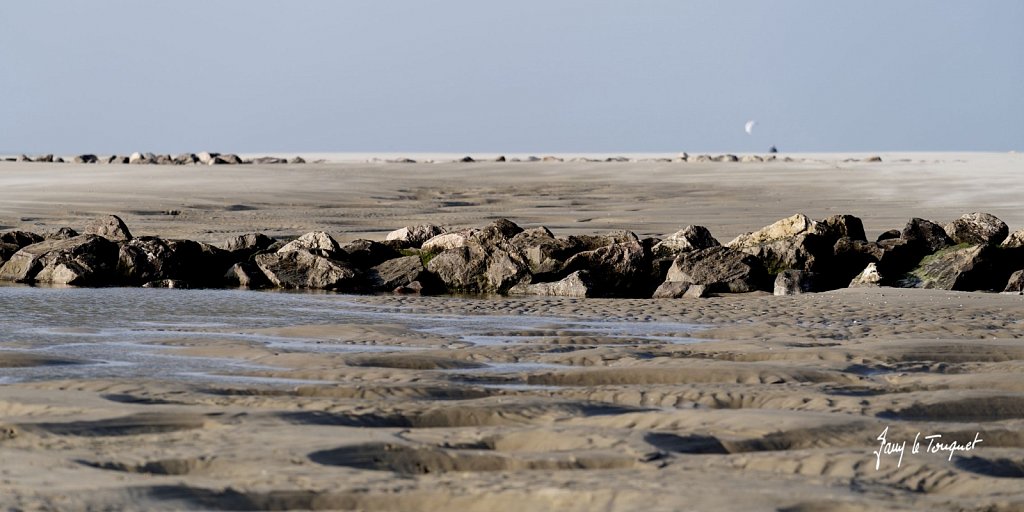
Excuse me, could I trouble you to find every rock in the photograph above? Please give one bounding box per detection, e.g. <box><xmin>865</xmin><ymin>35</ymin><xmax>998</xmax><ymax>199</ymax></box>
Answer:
<box><xmin>820</xmin><ymin>214</ymin><xmax>867</xmax><ymax>242</ymax></box>
<box><xmin>35</xmin><ymin>154</ymin><xmax>54</xmax><ymax>163</ymax></box>
<box><xmin>652</xmin><ymin>281</ymin><xmax>709</xmax><ymax>299</ymax></box>
<box><xmin>566</xmin><ymin>230</ymin><xmax>640</xmax><ymax>252</ymax></box>
<box><xmin>224</xmin><ymin>233</ymin><xmax>276</xmax><ymax>258</ymax></box>
<box><xmin>830</xmin><ymin>237</ymin><xmax>921</xmax><ymax>287</ymax></box>
<box><xmin>197</xmin><ymin>152</ymin><xmax>218</xmax><ymax>165</ymax></box>
<box><xmin>128</xmin><ymin>152</ymin><xmax>154</xmax><ymax>164</ymax></box>
<box><xmin>0</xmin><ymin>235</ymin><xmax>120</xmax><ymax>285</ymax></box>
<box><xmin>426</xmin><ymin>220</ymin><xmax>530</xmax><ymax>294</ymax></box>
<box><xmin>509</xmin><ymin>227</ymin><xmax>574</xmax><ymax>275</ymax></box>
<box><xmin>73</xmin><ymin>154</ymin><xmax>98</xmax><ymax>164</ymax></box>
<box><xmin>174</xmin><ymin>153</ymin><xmax>199</xmax><ymax>165</ymax></box>
<box><xmin>142</xmin><ymin>279</ymin><xmax>189</xmax><ymax>289</ymax></box>
<box><xmin>385</xmin><ymin>224</ymin><xmax>446</xmax><ymax>248</ymax></box>
<box><xmin>117</xmin><ymin>237</ymin><xmax>232</xmax><ymax>286</ymax></box>
<box><xmin>289</xmin><ymin>156</ymin><xmax>306</xmax><ymax>164</ymax></box>
<box><xmin>495</xmin><ymin>155</ymin><xmax>506</xmax><ymax>162</ymax></box>
<box><xmin>508</xmin><ymin>270</ymin><xmax>596</xmax><ymax>298</ymax></box>
<box><xmin>253</xmin><ymin>156</ymin><xmax>287</xmax><ymax>164</ymax></box>
<box><xmin>215</xmin><ymin>154</ymin><xmax>243</xmax><ymax>165</ymax></box>
<box><xmin>876</xmin><ymin>229</ymin><xmax>901</xmax><ymax>242</ymax></box>
<box><xmin>651</xmin><ymin>225</ymin><xmax>720</xmax><ymax>259</ymax></box>
<box><xmin>773</xmin><ymin>269</ymin><xmax>817</xmax><ymax>295</ymax></box>
<box><xmin>340</xmin><ymin>239</ymin><xmax>402</xmax><ymax>269</ymax></box>
<box><xmin>0</xmin><ymin>230</ymin><xmax>45</xmax><ymax>248</ymax></box>
<box><xmin>421</xmin><ymin>232</ymin><xmax>472</xmax><ymax>253</ymax></box>
<box><xmin>864</xmin><ymin>156</ymin><xmax>882</xmax><ymax>162</ymax></box>
<box><xmin>223</xmin><ymin>262</ymin><xmax>271</xmax><ymax>288</ymax></box>
<box><xmin>1004</xmin><ymin>230</ymin><xmax>1024</xmax><ymax>248</ymax></box>
<box><xmin>45</xmin><ymin>227</ymin><xmax>79</xmax><ymax>240</ymax></box>
<box><xmin>944</xmin><ymin>212</ymin><xmax>1008</xmax><ymax>246</ymax></box>
<box><xmin>255</xmin><ymin>249</ymin><xmax>362</xmax><ymax>290</ymax></box>
<box><xmin>459</xmin><ymin>156</ymin><xmax>475</xmax><ymax>163</ymax></box>
<box><xmin>85</xmin><ymin>215</ymin><xmax>133</xmax><ymax>241</ymax></box>
<box><xmin>728</xmin><ymin>214</ymin><xmax>834</xmax><ymax>275</ymax></box>
<box><xmin>903</xmin><ymin>244</ymin><xmax>1006</xmax><ymax>291</ymax></box>
<box><xmin>849</xmin><ymin>263</ymin><xmax>883</xmax><ymax>287</ymax></box>
<box><xmin>1003</xmin><ymin>270</ymin><xmax>1024</xmax><ymax>294</ymax></box>
<box><xmin>900</xmin><ymin>217</ymin><xmax>953</xmax><ymax>255</ymax></box>
<box><xmin>366</xmin><ymin>255</ymin><xmax>437</xmax><ymax>292</ymax></box>
<box><xmin>729</xmin><ymin>213</ymin><xmax>823</xmax><ymax>248</ymax></box>
<box><xmin>277</xmin><ymin>231</ymin><xmax>342</xmax><ymax>258</ymax></box>
<box><xmin>556</xmin><ymin>234</ymin><xmax>650</xmax><ymax>297</ymax></box>
<box><xmin>16</xmin><ymin>155</ymin><xmax>33</xmax><ymax>162</ymax></box>
<box><xmin>661</xmin><ymin>246</ymin><xmax>768</xmax><ymax>294</ymax></box>
<box><xmin>393</xmin><ymin>281</ymin><xmax>426</xmax><ymax>295</ymax></box>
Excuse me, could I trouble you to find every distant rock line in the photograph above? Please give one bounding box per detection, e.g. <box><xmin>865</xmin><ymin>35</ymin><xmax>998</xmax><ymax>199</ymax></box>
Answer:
<box><xmin>2</xmin><ymin>212</ymin><xmax>1022</xmax><ymax>298</ymax></box>
<box><xmin>2</xmin><ymin>153</ymin><xmax>889</xmax><ymax>165</ymax></box>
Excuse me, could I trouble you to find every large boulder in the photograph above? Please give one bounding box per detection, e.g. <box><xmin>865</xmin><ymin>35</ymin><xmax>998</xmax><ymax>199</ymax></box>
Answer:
<box><xmin>385</xmin><ymin>224</ymin><xmax>446</xmax><ymax>248</ymax></box>
<box><xmin>661</xmin><ymin>246</ymin><xmax>768</xmax><ymax>294</ymax></box>
<box><xmin>902</xmin><ymin>244</ymin><xmax>1007</xmax><ymax>291</ymax></box>
<box><xmin>426</xmin><ymin>220</ymin><xmax>529</xmax><ymax>294</ymax></box>
<box><xmin>0</xmin><ymin>235</ymin><xmax>120</xmax><ymax>285</ymax></box>
<box><xmin>900</xmin><ymin>217</ymin><xmax>953</xmax><ymax>256</ymax></box>
<box><xmin>509</xmin><ymin>227</ymin><xmax>575</xmax><ymax>275</ymax></box>
<box><xmin>277</xmin><ymin>231</ymin><xmax>342</xmax><ymax>258</ymax></box>
<box><xmin>944</xmin><ymin>213</ymin><xmax>1008</xmax><ymax>246</ymax></box>
<box><xmin>651</xmin><ymin>225</ymin><xmax>720</xmax><ymax>259</ymax></box>
<box><xmin>508</xmin><ymin>270</ymin><xmax>596</xmax><ymax>298</ymax></box>
<box><xmin>117</xmin><ymin>237</ymin><xmax>232</xmax><ymax>286</ymax></box>
<box><xmin>223</xmin><ymin>233</ymin><xmax>276</xmax><ymax>260</ymax></box>
<box><xmin>1003</xmin><ymin>270</ymin><xmax>1024</xmax><ymax>294</ymax></box>
<box><xmin>340</xmin><ymin>239</ymin><xmax>402</xmax><ymax>269</ymax></box>
<box><xmin>831</xmin><ymin>237</ymin><xmax>920</xmax><ymax>286</ymax></box>
<box><xmin>727</xmin><ymin>214</ymin><xmax>834</xmax><ymax>275</ymax></box>
<box><xmin>820</xmin><ymin>214</ymin><xmax>867</xmax><ymax>242</ymax></box>
<box><xmin>556</xmin><ymin>231</ymin><xmax>651</xmax><ymax>297</ymax></box>
<box><xmin>223</xmin><ymin>262</ymin><xmax>272</xmax><ymax>289</ymax></box>
<box><xmin>365</xmin><ymin>255</ymin><xmax>438</xmax><ymax>293</ymax></box>
<box><xmin>0</xmin><ymin>231</ymin><xmax>44</xmax><ymax>263</ymax></box>
<box><xmin>254</xmin><ymin>249</ymin><xmax>362</xmax><ymax>291</ymax></box>
<box><xmin>85</xmin><ymin>215</ymin><xmax>133</xmax><ymax>241</ymax></box>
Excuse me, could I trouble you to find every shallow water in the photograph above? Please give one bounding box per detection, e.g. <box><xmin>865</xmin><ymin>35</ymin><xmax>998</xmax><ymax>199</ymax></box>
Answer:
<box><xmin>0</xmin><ymin>286</ymin><xmax>703</xmax><ymax>384</ymax></box>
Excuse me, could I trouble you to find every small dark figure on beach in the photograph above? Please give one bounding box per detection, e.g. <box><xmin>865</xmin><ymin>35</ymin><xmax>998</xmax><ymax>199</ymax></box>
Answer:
<box><xmin>769</xmin><ymin>146</ymin><xmax>778</xmax><ymax>153</ymax></box>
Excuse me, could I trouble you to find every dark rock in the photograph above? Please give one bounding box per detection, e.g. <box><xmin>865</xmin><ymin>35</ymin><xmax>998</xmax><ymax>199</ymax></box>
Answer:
<box><xmin>223</xmin><ymin>262</ymin><xmax>272</xmax><ymax>288</ymax></box>
<box><xmin>460</xmin><ymin>156</ymin><xmax>475</xmax><ymax>163</ymax></box>
<box><xmin>902</xmin><ymin>244</ymin><xmax>1007</xmax><ymax>291</ymax></box>
<box><xmin>45</xmin><ymin>227</ymin><xmax>79</xmax><ymax>240</ymax></box>
<box><xmin>253</xmin><ymin>156</ymin><xmax>287</xmax><ymax>164</ymax></box>
<box><xmin>566</xmin><ymin>231</ymin><xmax>639</xmax><ymax>252</ymax></box>
<box><xmin>366</xmin><ymin>255</ymin><xmax>437</xmax><ymax>292</ymax></box>
<box><xmin>35</xmin><ymin>154</ymin><xmax>53</xmax><ymax>163</ymax></box>
<box><xmin>651</xmin><ymin>281</ymin><xmax>709</xmax><ymax>299</ymax></box>
<box><xmin>223</xmin><ymin>233</ymin><xmax>276</xmax><ymax>259</ymax></box>
<box><xmin>900</xmin><ymin>217</ymin><xmax>953</xmax><ymax>255</ymax></box>
<box><xmin>16</xmin><ymin>155</ymin><xmax>33</xmax><ymax>162</ymax></box>
<box><xmin>876</xmin><ymin>229</ymin><xmax>901</xmax><ymax>242</ymax></box>
<box><xmin>217</xmin><ymin>154</ymin><xmax>243</xmax><ymax>165</ymax></box>
<box><xmin>0</xmin><ymin>230</ymin><xmax>45</xmax><ymax>248</ymax></box>
<box><xmin>510</xmin><ymin>227</ymin><xmax>574</xmax><ymax>274</ymax></box>
<box><xmin>832</xmin><ymin>237</ymin><xmax>921</xmax><ymax>285</ymax></box>
<box><xmin>508</xmin><ymin>270</ymin><xmax>596</xmax><ymax>298</ymax></box>
<box><xmin>341</xmin><ymin>239</ymin><xmax>402</xmax><ymax>269</ymax></box>
<box><xmin>255</xmin><ymin>249</ymin><xmax>362</xmax><ymax>291</ymax></box>
<box><xmin>556</xmin><ymin>234</ymin><xmax>650</xmax><ymax>297</ymax></box>
<box><xmin>495</xmin><ymin>155</ymin><xmax>506</xmax><ymax>162</ymax></box>
<box><xmin>773</xmin><ymin>269</ymin><xmax>818</xmax><ymax>295</ymax></box>
<box><xmin>174</xmin><ymin>153</ymin><xmax>199</xmax><ymax>165</ymax></box>
<box><xmin>385</xmin><ymin>224</ymin><xmax>446</xmax><ymax>248</ymax></box>
<box><xmin>73</xmin><ymin>154</ymin><xmax>99</xmax><ymax>164</ymax></box>
<box><xmin>661</xmin><ymin>246</ymin><xmax>768</xmax><ymax>294</ymax></box>
<box><xmin>0</xmin><ymin>235</ymin><xmax>120</xmax><ymax>285</ymax></box>
<box><xmin>820</xmin><ymin>214</ymin><xmax>867</xmax><ymax>242</ymax></box>
<box><xmin>393</xmin><ymin>281</ymin><xmax>426</xmax><ymax>295</ymax></box>
<box><xmin>1003</xmin><ymin>270</ymin><xmax>1024</xmax><ymax>294</ymax></box>
<box><xmin>85</xmin><ymin>215</ymin><xmax>133</xmax><ymax>241</ymax></box>
<box><xmin>289</xmin><ymin>156</ymin><xmax>306</xmax><ymax>164</ymax></box>
<box><xmin>117</xmin><ymin>237</ymin><xmax>232</xmax><ymax>286</ymax></box>
<box><xmin>944</xmin><ymin>212</ymin><xmax>1008</xmax><ymax>246</ymax></box>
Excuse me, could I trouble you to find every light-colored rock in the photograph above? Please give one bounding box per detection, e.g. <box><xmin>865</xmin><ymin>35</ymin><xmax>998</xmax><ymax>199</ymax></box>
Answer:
<box><xmin>421</xmin><ymin>232</ymin><xmax>471</xmax><ymax>253</ymax></box>
<box><xmin>849</xmin><ymin>263</ymin><xmax>883</xmax><ymax>287</ymax></box>
<box><xmin>85</xmin><ymin>215</ymin><xmax>133</xmax><ymax>241</ymax></box>
<box><xmin>652</xmin><ymin>225</ymin><xmax>720</xmax><ymax>258</ymax></box>
<box><xmin>663</xmin><ymin>246</ymin><xmax>767</xmax><ymax>293</ymax></box>
<box><xmin>652</xmin><ymin>281</ymin><xmax>709</xmax><ymax>299</ymax></box>
<box><xmin>944</xmin><ymin>212</ymin><xmax>1008</xmax><ymax>246</ymax></box>
<box><xmin>1003</xmin><ymin>230</ymin><xmax>1024</xmax><ymax>248</ymax></box>
<box><xmin>1003</xmin><ymin>270</ymin><xmax>1024</xmax><ymax>294</ymax></box>
<box><xmin>277</xmin><ymin>231</ymin><xmax>341</xmax><ymax>256</ymax></box>
<box><xmin>386</xmin><ymin>224</ymin><xmax>446</xmax><ymax>247</ymax></box>
<box><xmin>508</xmin><ymin>271</ymin><xmax>595</xmax><ymax>298</ymax></box>
<box><xmin>255</xmin><ymin>249</ymin><xmax>361</xmax><ymax>290</ymax></box>
<box><xmin>728</xmin><ymin>214</ymin><xmax>823</xmax><ymax>249</ymax></box>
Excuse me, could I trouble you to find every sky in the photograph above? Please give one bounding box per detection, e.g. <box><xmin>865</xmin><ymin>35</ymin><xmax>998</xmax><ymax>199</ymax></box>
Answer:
<box><xmin>1</xmin><ymin>1</ymin><xmax>1022</xmax><ymax>154</ymax></box>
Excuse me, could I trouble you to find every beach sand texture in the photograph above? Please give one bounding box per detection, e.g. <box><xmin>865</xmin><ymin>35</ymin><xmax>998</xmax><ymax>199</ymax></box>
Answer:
<box><xmin>1</xmin><ymin>153</ymin><xmax>1023</xmax><ymax>511</ymax></box>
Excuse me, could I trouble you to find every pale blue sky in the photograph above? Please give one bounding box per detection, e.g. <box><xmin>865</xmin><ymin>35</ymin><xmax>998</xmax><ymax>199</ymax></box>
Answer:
<box><xmin>2</xmin><ymin>1</ymin><xmax>1021</xmax><ymax>153</ymax></box>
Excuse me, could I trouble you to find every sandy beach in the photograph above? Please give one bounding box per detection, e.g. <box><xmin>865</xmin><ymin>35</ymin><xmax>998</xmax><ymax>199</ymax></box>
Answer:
<box><xmin>2</xmin><ymin>153</ymin><xmax>1024</xmax><ymax>511</ymax></box>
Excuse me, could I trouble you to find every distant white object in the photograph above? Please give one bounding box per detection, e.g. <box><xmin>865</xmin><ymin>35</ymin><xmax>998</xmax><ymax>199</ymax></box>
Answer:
<box><xmin>744</xmin><ymin>120</ymin><xmax>757</xmax><ymax>135</ymax></box>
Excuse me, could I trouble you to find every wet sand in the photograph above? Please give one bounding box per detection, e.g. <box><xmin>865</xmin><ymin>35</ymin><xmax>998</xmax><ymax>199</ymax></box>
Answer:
<box><xmin>1</xmin><ymin>153</ymin><xmax>1024</xmax><ymax>511</ymax></box>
